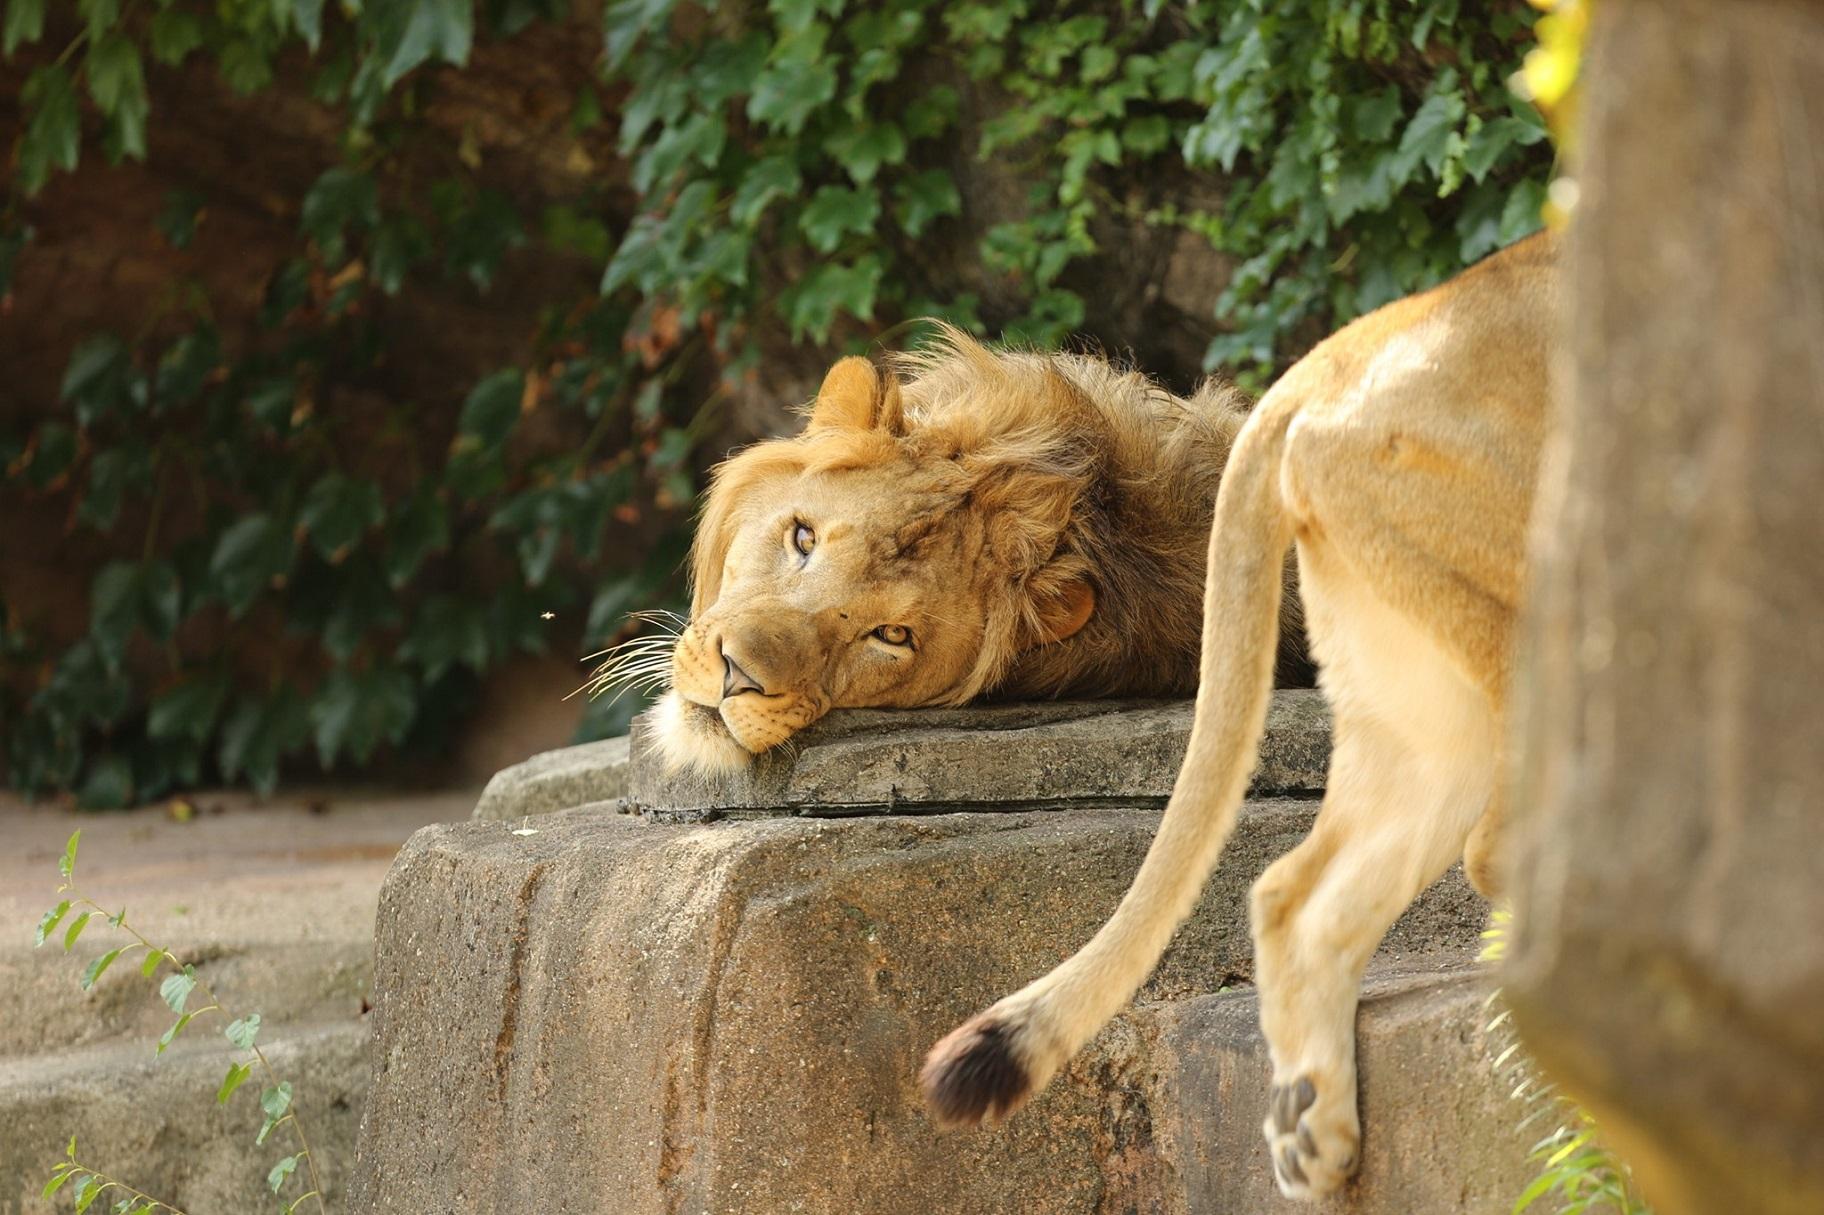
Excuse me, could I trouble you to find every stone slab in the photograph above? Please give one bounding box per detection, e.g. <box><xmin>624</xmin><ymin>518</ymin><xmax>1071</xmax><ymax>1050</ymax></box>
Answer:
<box><xmin>353</xmin><ymin>804</ymin><xmax>1491</xmax><ymax>1214</ymax></box>
<box><xmin>613</xmin><ymin>688</ymin><xmax>1330</xmax><ymax>821</ymax></box>
<box><xmin>0</xmin><ymin>1020</ymin><xmax>368</xmax><ymax>1215</ymax></box>
<box><xmin>1145</xmin><ymin>971</ymin><xmax>1536</xmax><ymax>1214</ymax></box>
<box><xmin>471</xmin><ymin>734</ymin><xmax>631</xmax><ymax>821</ymax></box>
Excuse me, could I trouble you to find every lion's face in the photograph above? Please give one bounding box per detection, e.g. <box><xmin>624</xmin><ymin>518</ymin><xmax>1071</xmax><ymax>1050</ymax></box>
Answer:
<box><xmin>652</xmin><ymin>353</ymin><xmax>1097</xmax><ymax>774</ymax></box>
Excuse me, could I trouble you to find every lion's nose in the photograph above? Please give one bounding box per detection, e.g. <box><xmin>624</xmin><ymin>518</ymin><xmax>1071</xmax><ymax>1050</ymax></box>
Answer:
<box><xmin>721</xmin><ymin>652</ymin><xmax>765</xmax><ymax>700</ymax></box>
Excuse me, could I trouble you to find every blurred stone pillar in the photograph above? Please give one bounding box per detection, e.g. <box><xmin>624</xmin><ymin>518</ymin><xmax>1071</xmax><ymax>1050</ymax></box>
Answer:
<box><xmin>1503</xmin><ymin>3</ymin><xmax>1824</xmax><ymax>1215</ymax></box>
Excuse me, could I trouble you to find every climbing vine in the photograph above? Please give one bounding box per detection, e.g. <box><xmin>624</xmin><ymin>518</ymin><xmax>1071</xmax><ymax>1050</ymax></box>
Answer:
<box><xmin>1</xmin><ymin>0</ymin><xmax>1551</xmax><ymax>804</ymax></box>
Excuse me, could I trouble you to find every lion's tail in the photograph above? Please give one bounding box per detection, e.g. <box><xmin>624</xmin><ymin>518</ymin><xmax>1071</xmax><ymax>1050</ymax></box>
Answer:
<box><xmin>920</xmin><ymin>388</ymin><xmax>1301</xmax><ymax>1127</ymax></box>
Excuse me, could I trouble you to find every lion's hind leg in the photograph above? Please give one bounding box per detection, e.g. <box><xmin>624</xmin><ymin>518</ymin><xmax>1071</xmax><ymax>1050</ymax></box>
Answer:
<box><xmin>1250</xmin><ymin>539</ymin><xmax>1500</xmax><ymax>1199</ymax></box>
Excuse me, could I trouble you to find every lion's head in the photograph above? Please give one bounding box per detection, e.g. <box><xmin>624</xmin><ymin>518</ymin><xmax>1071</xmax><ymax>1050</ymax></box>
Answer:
<box><xmin>630</xmin><ymin>328</ymin><xmax>1268</xmax><ymax>774</ymax></box>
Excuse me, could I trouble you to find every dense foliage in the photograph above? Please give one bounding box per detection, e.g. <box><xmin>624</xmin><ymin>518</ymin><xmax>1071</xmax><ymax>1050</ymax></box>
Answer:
<box><xmin>1</xmin><ymin>0</ymin><xmax>1551</xmax><ymax>804</ymax></box>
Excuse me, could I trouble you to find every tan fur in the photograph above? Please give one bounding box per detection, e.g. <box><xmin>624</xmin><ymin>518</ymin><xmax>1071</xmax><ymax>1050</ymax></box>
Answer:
<box><xmin>920</xmin><ymin>233</ymin><xmax>1558</xmax><ymax>1200</ymax></box>
<box><xmin>651</xmin><ymin>326</ymin><xmax>1306</xmax><ymax>775</ymax></box>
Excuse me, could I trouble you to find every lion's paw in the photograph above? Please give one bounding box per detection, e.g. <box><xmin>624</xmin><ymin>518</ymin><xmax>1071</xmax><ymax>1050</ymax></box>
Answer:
<box><xmin>1262</xmin><ymin>1073</ymin><xmax>1360</xmax><ymax>1200</ymax></box>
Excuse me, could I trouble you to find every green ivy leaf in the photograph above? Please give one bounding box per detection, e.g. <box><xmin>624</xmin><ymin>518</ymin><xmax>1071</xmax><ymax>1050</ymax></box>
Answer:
<box><xmin>730</xmin><ymin>156</ymin><xmax>801</xmax><ymax>228</ymax></box>
<box><xmin>72</xmin><ymin>1173</ymin><xmax>103</xmax><ymax>1213</ymax></box>
<box><xmin>398</xmin><ymin>595</ymin><xmax>490</xmax><ymax>680</ymax></box>
<box><xmin>1463</xmin><ymin>114</ymin><xmax>1547</xmax><ymax>183</ymax></box>
<box><xmin>370</xmin><ymin>216</ymin><xmax>430</xmax><ymax>294</ymax></box>
<box><xmin>60</xmin><ymin>830</ymin><xmax>80</xmax><ymax>878</ymax></box>
<box><xmin>1121</xmin><ymin>114</ymin><xmax>1171</xmax><ymax>157</ymax></box>
<box><xmin>442</xmin><ymin>189</ymin><xmax>525</xmax><ymax>289</ymax></box>
<box><xmin>824</xmin><ymin>123</ymin><xmax>906</xmax><ymax>185</ymax></box>
<box><xmin>159</xmin><ymin>965</ymin><xmax>196</xmax><ymax>1013</ymax></box>
<box><xmin>631</xmin><ymin>110</ymin><xmax>725</xmax><ymax>194</ymax></box>
<box><xmin>799</xmin><ymin>186</ymin><xmax>880</xmax><ymax>254</ymax></box>
<box><xmin>310</xmin><ymin>666</ymin><xmax>417</xmax><ymax>767</ymax></box>
<box><xmin>1350</xmin><ymin>87</ymin><xmax>1403</xmax><ymax>141</ymax></box>
<box><xmin>260</xmin><ymin>1079</ymin><xmax>293</xmax><ymax>1122</ymax></box>
<box><xmin>268</xmin><ymin>1154</ymin><xmax>301</xmax><ymax>1194</ymax></box>
<box><xmin>157</xmin><ymin>1011</ymin><xmax>193</xmax><ymax>1055</ymax></box>
<box><xmin>40</xmin><ymin>1167</ymin><xmax>75</xmax><ymax>1198</ymax></box>
<box><xmin>244</xmin><ymin>377</ymin><xmax>298</xmax><ymax>432</ymax></box>
<box><xmin>225</xmin><ymin>1013</ymin><xmax>261</xmax><ymax>1050</ymax></box>
<box><xmin>35</xmin><ymin>900</ymin><xmax>71</xmax><ymax>947</ymax></box>
<box><xmin>147</xmin><ymin>673</ymin><xmax>229</xmax><ymax>744</ymax></box>
<box><xmin>217</xmin><ymin>691</ymin><xmax>308</xmax><ymax>794</ymax></box>
<box><xmin>385</xmin><ymin>489</ymin><xmax>450</xmax><ymax>588</ymax></box>
<box><xmin>139</xmin><ymin>949</ymin><xmax>165</xmax><ymax>978</ymax></box>
<box><xmin>603</xmin><ymin>0</ymin><xmax>677</xmax><ymax>68</ymax></box>
<box><xmin>19</xmin><ymin>65</ymin><xmax>80</xmax><ymax>193</ymax></box>
<box><xmin>89</xmin><ymin>561</ymin><xmax>141</xmax><ymax>665</ymax></box>
<box><xmin>902</xmin><ymin>85</ymin><xmax>959</xmax><ymax>142</ymax></box>
<box><xmin>61</xmin><ymin>335</ymin><xmax>138</xmax><ymax>427</ymax></box>
<box><xmin>141</xmin><ymin>559</ymin><xmax>180</xmax><ymax>639</ymax></box>
<box><xmin>747</xmin><ymin>56</ymin><xmax>837</xmax><ymax>135</ymax></box>
<box><xmin>147</xmin><ymin>8</ymin><xmax>204</xmax><ymax>64</ymax></box>
<box><xmin>893</xmin><ymin>170</ymin><xmax>960</xmax><ymax>238</ymax></box>
<box><xmin>458</xmin><ymin>369</ymin><xmax>524</xmax><ymax>446</ymax></box>
<box><xmin>154</xmin><ymin>329</ymin><xmax>220</xmax><ymax>406</ymax></box>
<box><xmin>217</xmin><ymin>1060</ymin><xmax>254</xmax><ymax>1104</ymax></box>
<box><xmin>1394</xmin><ymin>87</ymin><xmax>1468</xmax><ymax>181</ymax></box>
<box><xmin>301</xmin><ymin>167</ymin><xmax>380</xmax><ymax>262</ymax></box>
<box><xmin>85</xmin><ymin>34</ymin><xmax>143</xmax><ymax>117</ymax></box>
<box><xmin>218</xmin><ymin>39</ymin><xmax>274</xmax><ymax>93</ymax></box>
<box><xmin>1499</xmin><ymin>178</ymin><xmax>1548</xmax><ymax>244</ymax></box>
<box><xmin>294</xmin><ymin>0</ymin><xmax>326</xmax><ymax>49</ymax></box>
<box><xmin>209</xmin><ymin>514</ymin><xmax>292</xmax><ymax>617</ymax></box>
<box><xmin>80</xmin><ymin>948</ymin><xmax>125</xmax><ymax>990</ymax></box>
<box><xmin>78</xmin><ymin>0</ymin><xmax>119</xmax><ymax>36</ymax></box>
<box><xmin>784</xmin><ymin>256</ymin><xmax>881</xmax><ymax>342</ymax></box>
<box><xmin>4</xmin><ymin>0</ymin><xmax>46</xmax><ymax>54</ymax></box>
<box><xmin>382</xmin><ymin>0</ymin><xmax>473</xmax><ymax>85</ymax></box>
<box><xmin>63</xmin><ymin>911</ymin><xmax>92</xmax><ymax>951</ymax></box>
<box><xmin>299</xmin><ymin>474</ymin><xmax>385</xmax><ymax>560</ymax></box>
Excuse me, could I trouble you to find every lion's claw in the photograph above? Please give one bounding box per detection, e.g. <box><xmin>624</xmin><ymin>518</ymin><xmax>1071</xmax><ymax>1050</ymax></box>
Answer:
<box><xmin>1263</xmin><ymin>1073</ymin><xmax>1359</xmax><ymax>1200</ymax></box>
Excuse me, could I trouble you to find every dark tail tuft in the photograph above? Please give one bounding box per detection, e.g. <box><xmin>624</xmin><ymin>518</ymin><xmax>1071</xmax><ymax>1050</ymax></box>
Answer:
<box><xmin>920</xmin><ymin>1016</ymin><xmax>1034</xmax><ymax>1128</ymax></box>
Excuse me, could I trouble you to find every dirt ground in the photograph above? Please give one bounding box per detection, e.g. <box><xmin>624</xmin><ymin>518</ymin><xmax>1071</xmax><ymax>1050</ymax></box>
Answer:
<box><xmin>0</xmin><ymin>785</ymin><xmax>477</xmax><ymax>1001</ymax></box>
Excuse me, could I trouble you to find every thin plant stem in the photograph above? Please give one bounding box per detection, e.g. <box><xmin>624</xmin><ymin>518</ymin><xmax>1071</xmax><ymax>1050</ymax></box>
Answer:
<box><xmin>63</xmin><ymin>887</ymin><xmax>329</xmax><ymax>1213</ymax></box>
<box><xmin>49</xmin><ymin>1155</ymin><xmax>187</xmax><ymax>1214</ymax></box>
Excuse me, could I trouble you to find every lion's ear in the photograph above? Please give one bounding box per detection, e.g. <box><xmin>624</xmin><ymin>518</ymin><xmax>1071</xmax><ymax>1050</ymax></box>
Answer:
<box><xmin>808</xmin><ymin>356</ymin><xmax>903</xmax><ymax>435</ymax></box>
<box><xmin>876</xmin><ymin>371</ymin><xmax>905</xmax><ymax>435</ymax></box>
<box><xmin>1028</xmin><ymin>577</ymin><xmax>1095</xmax><ymax>646</ymax></box>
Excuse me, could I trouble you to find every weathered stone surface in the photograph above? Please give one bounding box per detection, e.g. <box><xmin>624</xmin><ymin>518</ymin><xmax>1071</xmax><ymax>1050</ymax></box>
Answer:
<box><xmin>1149</xmin><ymin>971</ymin><xmax>1533</xmax><ymax>1214</ymax></box>
<box><xmin>471</xmin><ymin>734</ymin><xmax>632</xmax><ymax>821</ymax></box>
<box><xmin>0</xmin><ymin>1021</ymin><xmax>367</xmax><ymax>1215</ymax></box>
<box><xmin>618</xmin><ymin>689</ymin><xmax>1330</xmax><ymax>821</ymax></box>
<box><xmin>353</xmin><ymin>803</ymin><xmax>1499</xmax><ymax>1213</ymax></box>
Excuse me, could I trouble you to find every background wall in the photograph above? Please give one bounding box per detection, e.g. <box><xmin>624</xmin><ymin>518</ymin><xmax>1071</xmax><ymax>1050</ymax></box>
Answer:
<box><xmin>0</xmin><ymin>0</ymin><xmax>1552</xmax><ymax>803</ymax></box>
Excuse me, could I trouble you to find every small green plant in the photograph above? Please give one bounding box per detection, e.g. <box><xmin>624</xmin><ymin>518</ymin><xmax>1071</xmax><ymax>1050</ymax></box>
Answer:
<box><xmin>33</xmin><ymin>831</ymin><xmax>328</xmax><ymax>1214</ymax></box>
<box><xmin>1481</xmin><ymin>910</ymin><xmax>1653</xmax><ymax>1215</ymax></box>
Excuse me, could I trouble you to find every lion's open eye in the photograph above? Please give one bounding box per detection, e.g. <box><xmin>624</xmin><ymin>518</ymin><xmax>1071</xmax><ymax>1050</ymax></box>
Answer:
<box><xmin>873</xmin><ymin>624</ymin><xmax>913</xmax><ymax>647</ymax></box>
<box><xmin>792</xmin><ymin>522</ymin><xmax>816</xmax><ymax>557</ymax></box>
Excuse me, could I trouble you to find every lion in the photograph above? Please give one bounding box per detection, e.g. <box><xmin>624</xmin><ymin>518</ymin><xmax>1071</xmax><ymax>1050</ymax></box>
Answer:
<box><xmin>920</xmin><ymin>230</ymin><xmax>1558</xmax><ymax>1200</ymax></box>
<box><xmin>635</xmin><ymin>328</ymin><xmax>1309</xmax><ymax>775</ymax></box>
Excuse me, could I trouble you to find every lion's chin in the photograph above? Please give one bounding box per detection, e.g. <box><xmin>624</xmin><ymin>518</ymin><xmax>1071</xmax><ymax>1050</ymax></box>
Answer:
<box><xmin>651</xmin><ymin>690</ymin><xmax>755</xmax><ymax>776</ymax></box>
